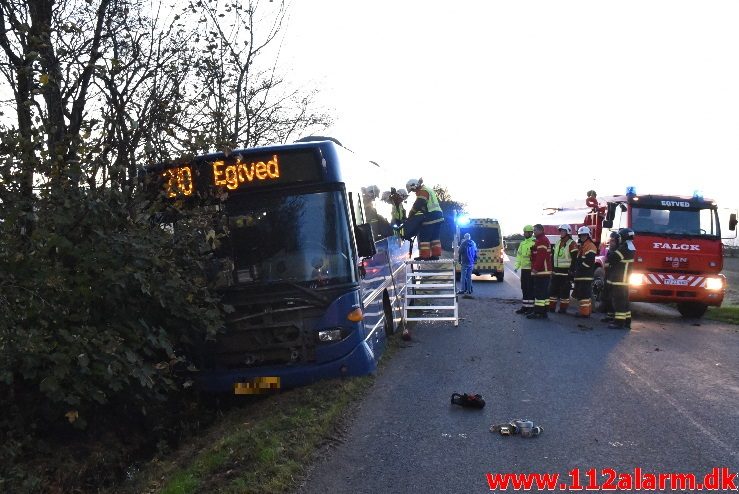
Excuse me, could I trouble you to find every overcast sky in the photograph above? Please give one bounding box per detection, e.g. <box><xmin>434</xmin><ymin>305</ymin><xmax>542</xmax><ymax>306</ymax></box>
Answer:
<box><xmin>280</xmin><ymin>0</ymin><xmax>739</xmax><ymax>234</ymax></box>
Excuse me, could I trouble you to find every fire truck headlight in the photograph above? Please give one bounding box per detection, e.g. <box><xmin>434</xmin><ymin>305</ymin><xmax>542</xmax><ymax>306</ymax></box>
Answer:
<box><xmin>629</xmin><ymin>273</ymin><xmax>645</xmax><ymax>286</ymax></box>
<box><xmin>705</xmin><ymin>277</ymin><xmax>723</xmax><ymax>290</ymax></box>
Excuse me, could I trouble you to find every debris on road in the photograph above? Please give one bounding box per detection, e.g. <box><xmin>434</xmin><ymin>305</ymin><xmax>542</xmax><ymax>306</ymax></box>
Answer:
<box><xmin>490</xmin><ymin>419</ymin><xmax>543</xmax><ymax>437</ymax></box>
<box><xmin>450</xmin><ymin>393</ymin><xmax>486</xmax><ymax>409</ymax></box>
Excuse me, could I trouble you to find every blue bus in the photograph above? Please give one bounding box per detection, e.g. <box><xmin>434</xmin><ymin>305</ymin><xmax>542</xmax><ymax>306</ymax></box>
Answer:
<box><xmin>145</xmin><ymin>139</ymin><xmax>413</xmax><ymax>393</ymax></box>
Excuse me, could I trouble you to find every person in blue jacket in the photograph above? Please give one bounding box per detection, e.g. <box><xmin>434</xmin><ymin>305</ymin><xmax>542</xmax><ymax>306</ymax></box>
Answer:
<box><xmin>458</xmin><ymin>233</ymin><xmax>478</xmax><ymax>295</ymax></box>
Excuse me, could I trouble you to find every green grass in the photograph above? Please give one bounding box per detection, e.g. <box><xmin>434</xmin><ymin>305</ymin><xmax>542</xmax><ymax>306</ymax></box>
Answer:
<box><xmin>114</xmin><ymin>321</ymin><xmax>406</xmax><ymax>494</ymax></box>
<box><xmin>705</xmin><ymin>305</ymin><xmax>739</xmax><ymax>325</ymax></box>
<box><xmin>125</xmin><ymin>374</ymin><xmax>375</xmax><ymax>494</ymax></box>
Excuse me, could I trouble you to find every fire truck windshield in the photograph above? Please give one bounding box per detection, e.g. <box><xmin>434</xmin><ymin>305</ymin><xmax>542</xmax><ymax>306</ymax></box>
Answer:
<box><xmin>631</xmin><ymin>205</ymin><xmax>720</xmax><ymax>237</ymax></box>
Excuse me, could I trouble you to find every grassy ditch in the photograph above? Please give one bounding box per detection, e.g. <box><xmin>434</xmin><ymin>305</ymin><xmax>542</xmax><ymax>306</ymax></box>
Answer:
<box><xmin>121</xmin><ymin>336</ymin><xmax>404</xmax><ymax>494</ymax></box>
<box><xmin>705</xmin><ymin>305</ymin><xmax>739</xmax><ymax>325</ymax></box>
<box><xmin>122</xmin><ymin>376</ymin><xmax>373</xmax><ymax>494</ymax></box>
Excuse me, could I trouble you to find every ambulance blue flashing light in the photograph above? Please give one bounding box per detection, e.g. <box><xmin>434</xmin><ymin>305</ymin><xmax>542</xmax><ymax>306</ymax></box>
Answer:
<box><xmin>456</xmin><ymin>215</ymin><xmax>470</xmax><ymax>226</ymax></box>
<box><xmin>626</xmin><ymin>186</ymin><xmax>637</xmax><ymax>196</ymax></box>
<box><xmin>693</xmin><ymin>190</ymin><xmax>703</xmax><ymax>200</ymax></box>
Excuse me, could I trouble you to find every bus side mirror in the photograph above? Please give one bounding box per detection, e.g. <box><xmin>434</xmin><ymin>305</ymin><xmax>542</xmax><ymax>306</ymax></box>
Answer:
<box><xmin>355</xmin><ymin>223</ymin><xmax>377</xmax><ymax>258</ymax></box>
<box><xmin>603</xmin><ymin>219</ymin><xmax>613</xmax><ymax>229</ymax></box>
<box><xmin>730</xmin><ymin>213</ymin><xmax>737</xmax><ymax>231</ymax></box>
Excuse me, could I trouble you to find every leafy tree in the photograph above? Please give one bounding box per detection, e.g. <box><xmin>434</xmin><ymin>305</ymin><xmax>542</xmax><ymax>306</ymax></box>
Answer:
<box><xmin>433</xmin><ymin>185</ymin><xmax>466</xmax><ymax>251</ymax></box>
<box><xmin>0</xmin><ymin>0</ymin><xmax>331</xmax><ymax>489</ymax></box>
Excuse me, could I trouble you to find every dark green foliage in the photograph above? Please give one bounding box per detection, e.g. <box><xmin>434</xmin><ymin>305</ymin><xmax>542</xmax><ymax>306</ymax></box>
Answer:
<box><xmin>0</xmin><ymin>179</ymin><xmax>224</xmax><ymax>489</ymax></box>
<box><xmin>433</xmin><ymin>185</ymin><xmax>466</xmax><ymax>251</ymax></box>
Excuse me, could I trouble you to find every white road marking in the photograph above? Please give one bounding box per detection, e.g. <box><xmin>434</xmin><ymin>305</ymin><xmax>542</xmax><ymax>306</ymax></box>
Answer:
<box><xmin>618</xmin><ymin>361</ymin><xmax>737</xmax><ymax>459</ymax></box>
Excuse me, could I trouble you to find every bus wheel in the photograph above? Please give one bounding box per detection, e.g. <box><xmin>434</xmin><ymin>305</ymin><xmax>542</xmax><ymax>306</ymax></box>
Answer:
<box><xmin>677</xmin><ymin>302</ymin><xmax>708</xmax><ymax>319</ymax></box>
<box><xmin>592</xmin><ymin>268</ymin><xmax>605</xmax><ymax>312</ymax></box>
<box><xmin>383</xmin><ymin>291</ymin><xmax>396</xmax><ymax>336</ymax></box>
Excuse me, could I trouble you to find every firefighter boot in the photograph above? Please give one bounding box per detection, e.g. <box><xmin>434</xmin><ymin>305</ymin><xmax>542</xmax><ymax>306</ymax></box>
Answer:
<box><xmin>574</xmin><ymin>304</ymin><xmax>591</xmax><ymax>318</ymax></box>
<box><xmin>527</xmin><ymin>307</ymin><xmax>548</xmax><ymax>319</ymax></box>
<box><xmin>601</xmin><ymin>314</ymin><xmax>615</xmax><ymax>323</ymax></box>
<box><xmin>624</xmin><ymin>318</ymin><xmax>631</xmax><ymax>329</ymax></box>
<box><xmin>548</xmin><ymin>299</ymin><xmax>557</xmax><ymax>313</ymax></box>
<box><xmin>608</xmin><ymin>319</ymin><xmax>625</xmax><ymax>329</ymax></box>
<box><xmin>558</xmin><ymin>302</ymin><xmax>569</xmax><ymax>314</ymax></box>
<box><xmin>515</xmin><ymin>306</ymin><xmax>529</xmax><ymax>314</ymax></box>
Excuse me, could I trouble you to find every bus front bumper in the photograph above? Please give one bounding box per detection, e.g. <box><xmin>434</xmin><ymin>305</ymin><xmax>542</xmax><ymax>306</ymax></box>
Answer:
<box><xmin>194</xmin><ymin>340</ymin><xmax>377</xmax><ymax>394</ymax></box>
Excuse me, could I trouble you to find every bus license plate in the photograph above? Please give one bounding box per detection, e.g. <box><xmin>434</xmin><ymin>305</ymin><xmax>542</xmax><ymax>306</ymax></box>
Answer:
<box><xmin>234</xmin><ymin>377</ymin><xmax>280</xmax><ymax>394</ymax></box>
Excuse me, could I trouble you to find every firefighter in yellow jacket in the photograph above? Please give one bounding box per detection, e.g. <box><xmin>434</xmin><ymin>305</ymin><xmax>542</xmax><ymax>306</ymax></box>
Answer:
<box><xmin>514</xmin><ymin>225</ymin><xmax>536</xmax><ymax>314</ymax></box>
<box><xmin>382</xmin><ymin>187</ymin><xmax>408</xmax><ymax>237</ymax></box>
<box><xmin>405</xmin><ymin>178</ymin><xmax>444</xmax><ymax>260</ymax></box>
<box><xmin>549</xmin><ymin>224</ymin><xmax>579</xmax><ymax>313</ymax></box>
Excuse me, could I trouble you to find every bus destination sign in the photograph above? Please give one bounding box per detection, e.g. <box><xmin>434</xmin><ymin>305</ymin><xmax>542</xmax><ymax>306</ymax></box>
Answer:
<box><xmin>159</xmin><ymin>149</ymin><xmax>321</xmax><ymax>199</ymax></box>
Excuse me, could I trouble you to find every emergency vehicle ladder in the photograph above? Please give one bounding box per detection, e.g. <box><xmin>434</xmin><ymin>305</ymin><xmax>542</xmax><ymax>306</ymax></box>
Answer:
<box><xmin>403</xmin><ymin>259</ymin><xmax>459</xmax><ymax>326</ymax></box>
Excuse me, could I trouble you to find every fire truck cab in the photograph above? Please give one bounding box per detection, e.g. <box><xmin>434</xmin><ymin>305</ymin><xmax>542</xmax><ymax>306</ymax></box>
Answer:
<box><xmin>544</xmin><ymin>190</ymin><xmax>737</xmax><ymax>318</ymax></box>
<box><xmin>598</xmin><ymin>191</ymin><xmax>735</xmax><ymax>317</ymax></box>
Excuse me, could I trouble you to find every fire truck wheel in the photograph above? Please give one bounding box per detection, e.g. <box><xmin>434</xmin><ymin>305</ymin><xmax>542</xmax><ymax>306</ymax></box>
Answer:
<box><xmin>677</xmin><ymin>302</ymin><xmax>708</xmax><ymax>319</ymax></box>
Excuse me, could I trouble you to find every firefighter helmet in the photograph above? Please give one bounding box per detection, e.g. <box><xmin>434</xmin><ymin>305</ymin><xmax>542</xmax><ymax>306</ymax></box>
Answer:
<box><xmin>397</xmin><ymin>188</ymin><xmax>409</xmax><ymax>200</ymax></box>
<box><xmin>381</xmin><ymin>191</ymin><xmax>392</xmax><ymax>203</ymax></box>
<box><xmin>618</xmin><ymin>228</ymin><xmax>635</xmax><ymax>241</ymax></box>
<box><xmin>406</xmin><ymin>178</ymin><xmax>422</xmax><ymax>191</ymax></box>
<box><xmin>577</xmin><ymin>226</ymin><xmax>591</xmax><ymax>236</ymax></box>
<box><xmin>362</xmin><ymin>185</ymin><xmax>380</xmax><ymax>200</ymax></box>
<box><xmin>558</xmin><ymin>224</ymin><xmax>571</xmax><ymax>234</ymax></box>
<box><xmin>609</xmin><ymin>230</ymin><xmax>620</xmax><ymax>241</ymax></box>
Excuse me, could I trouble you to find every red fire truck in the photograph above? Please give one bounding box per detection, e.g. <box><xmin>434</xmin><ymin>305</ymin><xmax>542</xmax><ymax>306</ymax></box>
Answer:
<box><xmin>541</xmin><ymin>190</ymin><xmax>737</xmax><ymax>318</ymax></box>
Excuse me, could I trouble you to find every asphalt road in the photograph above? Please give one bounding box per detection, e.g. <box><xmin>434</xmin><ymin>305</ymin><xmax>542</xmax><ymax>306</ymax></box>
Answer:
<box><xmin>300</xmin><ymin>259</ymin><xmax>739</xmax><ymax>493</ymax></box>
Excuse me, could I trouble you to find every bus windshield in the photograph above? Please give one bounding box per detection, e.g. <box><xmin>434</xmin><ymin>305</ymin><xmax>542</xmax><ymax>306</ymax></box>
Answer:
<box><xmin>223</xmin><ymin>190</ymin><xmax>355</xmax><ymax>287</ymax></box>
<box><xmin>631</xmin><ymin>205</ymin><xmax>720</xmax><ymax>237</ymax></box>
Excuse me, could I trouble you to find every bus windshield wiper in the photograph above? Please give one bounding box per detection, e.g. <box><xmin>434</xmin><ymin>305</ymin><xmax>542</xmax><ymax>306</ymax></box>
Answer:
<box><xmin>279</xmin><ymin>281</ymin><xmax>331</xmax><ymax>305</ymax></box>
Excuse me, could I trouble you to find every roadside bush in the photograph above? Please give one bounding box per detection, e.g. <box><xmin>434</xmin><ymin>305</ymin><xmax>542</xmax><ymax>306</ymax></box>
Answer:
<box><xmin>0</xmin><ymin>184</ymin><xmax>224</xmax><ymax>489</ymax></box>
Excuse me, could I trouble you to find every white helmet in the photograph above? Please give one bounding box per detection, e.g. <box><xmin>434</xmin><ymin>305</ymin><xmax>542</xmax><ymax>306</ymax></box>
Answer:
<box><xmin>380</xmin><ymin>191</ymin><xmax>392</xmax><ymax>203</ymax></box>
<box><xmin>362</xmin><ymin>185</ymin><xmax>380</xmax><ymax>200</ymax></box>
<box><xmin>558</xmin><ymin>224</ymin><xmax>571</xmax><ymax>234</ymax></box>
<box><xmin>397</xmin><ymin>188</ymin><xmax>409</xmax><ymax>200</ymax></box>
<box><xmin>406</xmin><ymin>178</ymin><xmax>421</xmax><ymax>191</ymax></box>
<box><xmin>577</xmin><ymin>226</ymin><xmax>591</xmax><ymax>236</ymax></box>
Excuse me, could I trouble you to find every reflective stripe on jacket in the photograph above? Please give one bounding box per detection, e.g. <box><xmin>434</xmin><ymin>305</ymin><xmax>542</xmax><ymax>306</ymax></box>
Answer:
<box><xmin>606</xmin><ymin>243</ymin><xmax>634</xmax><ymax>285</ymax></box>
<box><xmin>574</xmin><ymin>238</ymin><xmax>598</xmax><ymax>280</ymax></box>
<box><xmin>515</xmin><ymin>236</ymin><xmax>535</xmax><ymax>270</ymax></box>
<box><xmin>531</xmin><ymin>233</ymin><xmax>551</xmax><ymax>275</ymax></box>
<box><xmin>553</xmin><ymin>237</ymin><xmax>578</xmax><ymax>270</ymax></box>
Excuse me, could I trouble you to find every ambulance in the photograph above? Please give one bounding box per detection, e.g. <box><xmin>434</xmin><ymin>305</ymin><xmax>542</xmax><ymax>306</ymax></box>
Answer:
<box><xmin>454</xmin><ymin>217</ymin><xmax>505</xmax><ymax>282</ymax></box>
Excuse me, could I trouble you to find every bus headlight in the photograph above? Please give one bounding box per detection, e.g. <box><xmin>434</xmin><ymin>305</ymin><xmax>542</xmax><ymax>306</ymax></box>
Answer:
<box><xmin>705</xmin><ymin>277</ymin><xmax>723</xmax><ymax>290</ymax></box>
<box><xmin>629</xmin><ymin>273</ymin><xmax>645</xmax><ymax>286</ymax></box>
<box><xmin>318</xmin><ymin>329</ymin><xmax>343</xmax><ymax>342</ymax></box>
